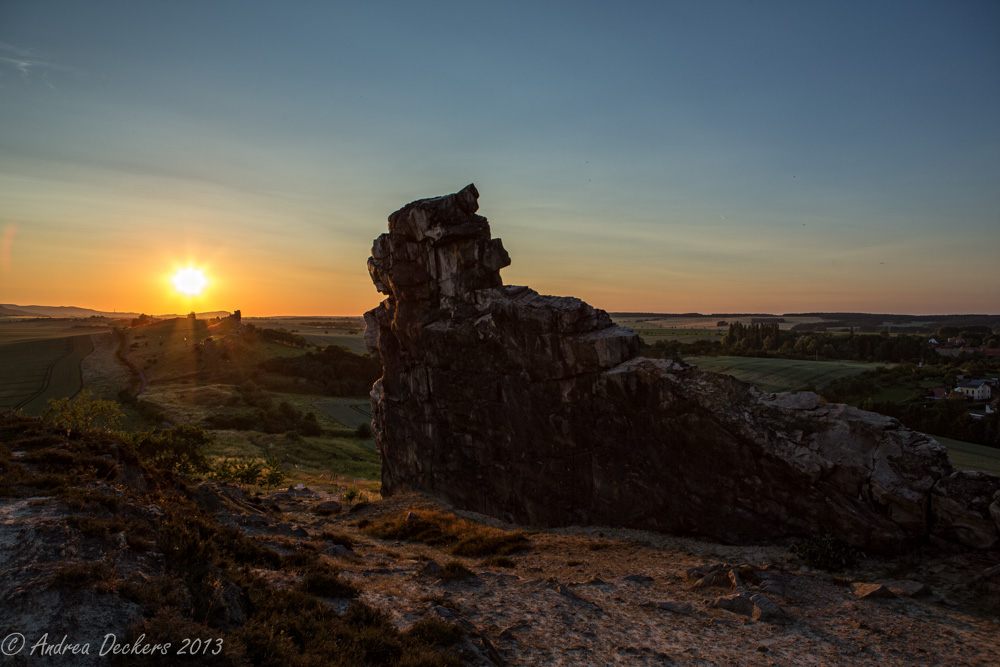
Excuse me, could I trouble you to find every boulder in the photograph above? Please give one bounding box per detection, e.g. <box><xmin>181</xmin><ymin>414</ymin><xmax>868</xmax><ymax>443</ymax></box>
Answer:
<box><xmin>363</xmin><ymin>185</ymin><xmax>1000</xmax><ymax>553</ymax></box>
<box><xmin>929</xmin><ymin>471</ymin><xmax>1000</xmax><ymax>550</ymax></box>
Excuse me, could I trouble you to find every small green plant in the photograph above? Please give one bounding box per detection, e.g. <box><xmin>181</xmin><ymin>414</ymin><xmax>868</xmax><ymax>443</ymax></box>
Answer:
<box><xmin>210</xmin><ymin>455</ymin><xmax>285</xmax><ymax>489</ymax></box>
<box><xmin>356</xmin><ymin>422</ymin><xmax>373</xmax><ymax>438</ymax></box>
<box><xmin>131</xmin><ymin>426</ymin><xmax>211</xmax><ymax>474</ymax></box>
<box><xmin>792</xmin><ymin>534</ymin><xmax>859</xmax><ymax>571</ymax></box>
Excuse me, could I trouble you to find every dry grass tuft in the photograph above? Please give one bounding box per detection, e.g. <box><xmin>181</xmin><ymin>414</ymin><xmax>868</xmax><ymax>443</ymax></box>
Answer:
<box><xmin>362</xmin><ymin>509</ymin><xmax>529</xmax><ymax>557</ymax></box>
<box><xmin>439</xmin><ymin>561</ymin><xmax>476</xmax><ymax>582</ymax></box>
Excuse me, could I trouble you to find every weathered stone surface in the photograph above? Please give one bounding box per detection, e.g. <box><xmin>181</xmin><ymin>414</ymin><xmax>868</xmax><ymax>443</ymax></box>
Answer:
<box><xmin>929</xmin><ymin>471</ymin><xmax>1000</xmax><ymax>550</ymax></box>
<box><xmin>883</xmin><ymin>579</ymin><xmax>932</xmax><ymax>597</ymax></box>
<box><xmin>710</xmin><ymin>592</ymin><xmax>755</xmax><ymax>617</ymax></box>
<box><xmin>364</xmin><ymin>185</ymin><xmax>1000</xmax><ymax>553</ymax></box>
<box><xmin>313</xmin><ymin>500</ymin><xmax>342</xmax><ymax>516</ymax></box>
<box><xmin>652</xmin><ymin>600</ymin><xmax>695</xmax><ymax>615</ymax></box>
<box><xmin>852</xmin><ymin>582</ymin><xmax>897</xmax><ymax>599</ymax></box>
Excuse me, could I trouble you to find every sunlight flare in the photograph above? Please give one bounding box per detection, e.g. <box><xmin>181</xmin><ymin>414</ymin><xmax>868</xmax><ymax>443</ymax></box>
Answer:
<box><xmin>171</xmin><ymin>267</ymin><xmax>208</xmax><ymax>296</ymax></box>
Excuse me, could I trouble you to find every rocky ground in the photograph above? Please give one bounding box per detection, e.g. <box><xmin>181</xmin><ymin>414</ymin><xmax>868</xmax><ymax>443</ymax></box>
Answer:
<box><xmin>247</xmin><ymin>489</ymin><xmax>1000</xmax><ymax>667</ymax></box>
<box><xmin>2</xmin><ymin>424</ymin><xmax>998</xmax><ymax>666</ymax></box>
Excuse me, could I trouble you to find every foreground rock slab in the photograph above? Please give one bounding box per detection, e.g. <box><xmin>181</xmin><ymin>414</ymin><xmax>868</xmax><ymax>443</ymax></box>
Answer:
<box><xmin>364</xmin><ymin>184</ymin><xmax>1000</xmax><ymax>553</ymax></box>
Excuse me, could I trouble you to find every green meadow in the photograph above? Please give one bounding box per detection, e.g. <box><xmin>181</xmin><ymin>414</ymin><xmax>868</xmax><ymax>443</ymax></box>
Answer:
<box><xmin>928</xmin><ymin>434</ymin><xmax>1000</xmax><ymax>476</ymax></box>
<box><xmin>689</xmin><ymin>356</ymin><xmax>876</xmax><ymax>393</ymax></box>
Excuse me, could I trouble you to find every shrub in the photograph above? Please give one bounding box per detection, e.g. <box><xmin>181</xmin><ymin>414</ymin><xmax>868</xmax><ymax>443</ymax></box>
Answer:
<box><xmin>439</xmin><ymin>562</ymin><xmax>475</xmax><ymax>582</ymax></box>
<box><xmin>318</xmin><ymin>531</ymin><xmax>355</xmax><ymax>550</ymax></box>
<box><xmin>792</xmin><ymin>534</ymin><xmax>860</xmax><ymax>571</ymax></box>
<box><xmin>299</xmin><ymin>570</ymin><xmax>360</xmax><ymax>599</ymax></box>
<box><xmin>404</xmin><ymin>619</ymin><xmax>463</xmax><ymax>647</ymax></box>
<box><xmin>22</xmin><ymin>447</ymin><xmax>118</xmax><ymax>479</ymax></box>
<box><xmin>210</xmin><ymin>455</ymin><xmax>285</xmax><ymax>489</ymax></box>
<box><xmin>49</xmin><ymin>562</ymin><xmax>114</xmax><ymax>591</ymax></box>
<box><xmin>42</xmin><ymin>390</ymin><xmax>123</xmax><ymax>435</ymax></box>
<box><xmin>132</xmin><ymin>426</ymin><xmax>211</xmax><ymax>474</ymax></box>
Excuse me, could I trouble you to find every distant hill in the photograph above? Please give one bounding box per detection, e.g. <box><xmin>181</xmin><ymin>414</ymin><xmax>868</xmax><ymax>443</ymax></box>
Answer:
<box><xmin>1</xmin><ymin>304</ymin><xmax>232</xmax><ymax>320</ymax></box>
<box><xmin>154</xmin><ymin>311</ymin><xmax>232</xmax><ymax>319</ymax></box>
<box><xmin>612</xmin><ymin>312</ymin><xmax>1000</xmax><ymax>330</ymax></box>
<box><xmin>0</xmin><ymin>304</ymin><xmax>139</xmax><ymax>318</ymax></box>
<box><xmin>0</xmin><ymin>304</ymin><xmax>34</xmax><ymax>316</ymax></box>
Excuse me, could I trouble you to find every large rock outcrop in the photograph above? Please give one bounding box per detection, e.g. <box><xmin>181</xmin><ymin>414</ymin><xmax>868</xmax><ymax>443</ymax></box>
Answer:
<box><xmin>364</xmin><ymin>185</ymin><xmax>1000</xmax><ymax>553</ymax></box>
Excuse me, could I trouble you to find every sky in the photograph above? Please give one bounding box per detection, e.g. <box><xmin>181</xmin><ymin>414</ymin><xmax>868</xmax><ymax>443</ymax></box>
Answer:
<box><xmin>1</xmin><ymin>0</ymin><xmax>998</xmax><ymax>316</ymax></box>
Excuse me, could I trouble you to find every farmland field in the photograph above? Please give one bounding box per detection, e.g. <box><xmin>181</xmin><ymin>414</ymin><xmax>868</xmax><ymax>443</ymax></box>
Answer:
<box><xmin>0</xmin><ymin>333</ymin><xmax>95</xmax><ymax>413</ymax></box>
<box><xmin>0</xmin><ymin>318</ymin><xmax>111</xmax><ymax>343</ymax></box>
<box><xmin>689</xmin><ymin>356</ymin><xmax>876</xmax><ymax>393</ymax></box>
<box><xmin>612</xmin><ymin>315</ymin><xmax>834</xmax><ymax>345</ymax></box>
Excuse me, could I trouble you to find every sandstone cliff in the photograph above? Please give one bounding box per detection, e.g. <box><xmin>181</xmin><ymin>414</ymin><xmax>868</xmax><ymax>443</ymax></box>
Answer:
<box><xmin>364</xmin><ymin>185</ymin><xmax>1000</xmax><ymax>553</ymax></box>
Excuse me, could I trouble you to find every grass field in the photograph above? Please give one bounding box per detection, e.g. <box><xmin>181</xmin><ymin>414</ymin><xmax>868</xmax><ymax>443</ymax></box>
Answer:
<box><xmin>246</xmin><ymin>317</ymin><xmax>368</xmax><ymax>354</ymax></box>
<box><xmin>314</xmin><ymin>397</ymin><xmax>373</xmax><ymax>429</ymax></box>
<box><xmin>612</xmin><ymin>315</ymin><xmax>833</xmax><ymax>345</ymax></box>
<box><xmin>126</xmin><ymin>317</ymin><xmax>305</xmax><ymax>385</ymax></box>
<box><xmin>927</xmin><ymin>434</ymin><xmax>1000</xmax><ymax>476</ymax></box>
<box><xmin>613</xmin><ymin>315</ymin><xmax>827</xmax><ymax>332</ymax></box>
<box><xmin>689</xmin><ymin>356</ymin><xmax>876</xmax><ymax>393</ymax></box>
<box><xmin>0</xmin><ymin>332</ymin><xmax>95</xmax><ymax>414</ymax></box>
<box><xmin>209</xmin><ymin>429</ymin><xmax>380</xmax><ymax>488</ymax></box>
<box><xmin>297</xmin><ymin>331</ymin><xmax>367</xmax><ymax>354</ymax></box>
<box><xmin>632</xmin><ymin>328</ymin><xmax>726</xmax><ymax>343</ymax></box>
<box><xmin>121</xmin><ymin>317</ymin><xmax>380</xmax><ymax>487</ymax></box>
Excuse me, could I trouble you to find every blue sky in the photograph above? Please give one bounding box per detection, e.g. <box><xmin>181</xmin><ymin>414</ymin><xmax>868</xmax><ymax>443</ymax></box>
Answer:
<box><xmin>1</xmin><ymin>0</ymin><xmax>998</xmax><ymax>315</ymax></box>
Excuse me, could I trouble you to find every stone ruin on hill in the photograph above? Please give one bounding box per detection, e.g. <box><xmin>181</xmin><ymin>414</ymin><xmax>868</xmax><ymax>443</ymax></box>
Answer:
<box><xmin>363</xmin><ymin>184</ymin><xmax>1000</xmax><ymax>553</ymax></box>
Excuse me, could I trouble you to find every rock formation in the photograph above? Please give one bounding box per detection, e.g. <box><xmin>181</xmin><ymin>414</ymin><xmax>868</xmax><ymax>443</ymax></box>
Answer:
<box><xmin>364</xmin><ymin>185</ymin><xmax>1000</xmax><ymax>553</ymax></box>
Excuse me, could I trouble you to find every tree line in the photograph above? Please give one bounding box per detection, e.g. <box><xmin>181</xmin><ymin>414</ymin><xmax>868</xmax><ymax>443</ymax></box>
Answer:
<box><xmin>643</xmin><ymin>324</ymin><xmax>931</xmax><ymax>364</ymax></box>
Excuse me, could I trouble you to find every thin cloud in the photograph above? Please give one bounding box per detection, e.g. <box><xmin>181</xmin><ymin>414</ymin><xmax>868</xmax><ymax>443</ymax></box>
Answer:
<box><xmin>0</xmin><ymin>41</ymin><xmax>75</xmax><ymax>87</ymax></box>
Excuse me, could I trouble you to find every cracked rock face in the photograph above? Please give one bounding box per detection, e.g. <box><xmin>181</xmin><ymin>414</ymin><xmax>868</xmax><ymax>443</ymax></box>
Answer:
<box><xmin>364</xmin><ymin>185</ymin><xmax>1000</xmax><ymax>553</ymax></box>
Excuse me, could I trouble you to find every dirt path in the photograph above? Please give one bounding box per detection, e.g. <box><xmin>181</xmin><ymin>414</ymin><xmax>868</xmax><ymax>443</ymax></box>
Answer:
<box><xmin>112</xmin><ymin>329</ymin><xmax>147</xmax><ymax>395</ymax></box>
<box><xmin>80</xmin><ymin>331</ymin><xmax>134</xmax><ymax>400</ymax></box>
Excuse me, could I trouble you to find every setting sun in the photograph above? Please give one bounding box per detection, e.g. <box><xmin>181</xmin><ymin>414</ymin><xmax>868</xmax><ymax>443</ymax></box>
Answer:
<box><xmin>171</xmin><ymin>268</ymin><xmax>208</xmax><ymax>296</ymax></box>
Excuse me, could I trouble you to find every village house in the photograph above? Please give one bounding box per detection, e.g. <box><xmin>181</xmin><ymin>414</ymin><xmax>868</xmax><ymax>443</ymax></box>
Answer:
<box><xmin>928</xmin><ymin>387</ymin><xmax>950</xmax><ymax>400</ymax></box>
<box><xmin>957</xmin><ymin>379</ymin><xmax>992</xmax><ymax>401</ymax></box>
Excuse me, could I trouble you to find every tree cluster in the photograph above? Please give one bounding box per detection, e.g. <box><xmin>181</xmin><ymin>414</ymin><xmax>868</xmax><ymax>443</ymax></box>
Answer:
<box><xmin>203</xmin><ymin>381</ymin><xmax>323</xmax><ymax>435</ymax></box>
<box><xmin>643</xmin><ymin>326</ymin><xmax>931</xmax><ymax>364</ymax></box>
<box><xmin>246</xmin><ymin>324</ymin><xmax>310</xmax><ymax>348</ymax></box>
<box><xmin>261</xmin><ymin>344</ymin><xmax>380</xmax><ymax>396</ymax></box>
<box><xmin>869</xmin><ymin>399</ymin><xmax>999</xmax><ymax>450</ymax></box>
<box><xmin>822</xmin><ymin>361</ymin><xmax>1000</xmax><ymax>449</ymax></box>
